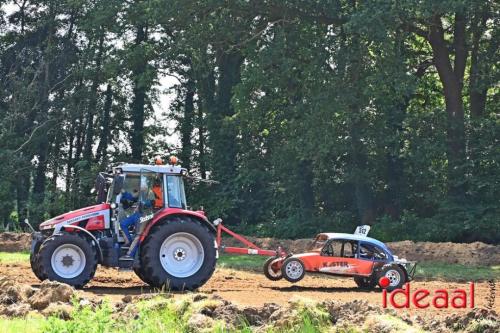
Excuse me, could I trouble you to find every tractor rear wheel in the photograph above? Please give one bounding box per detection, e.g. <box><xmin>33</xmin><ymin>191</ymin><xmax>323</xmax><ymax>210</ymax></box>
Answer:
<box><xmin>37</xmin><ymin>233</ymin><xmax>98</xmax><ymax>288</ymax></box>
<box><xmin>140</xmin><ymin>217</ymin><xmax>216</xmax><ymax>290</ymax></box>
<box><xmin>133</xmin><ymin>264</ymin><xmax>154</xmax><ymax>286</ymax></box>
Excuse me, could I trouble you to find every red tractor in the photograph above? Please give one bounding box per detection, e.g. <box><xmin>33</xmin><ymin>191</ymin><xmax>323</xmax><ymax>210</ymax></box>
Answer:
<box><xmin>29</xmin><ymin>157</ymin><xmax>217</xmax><ymax>290</ymax></box>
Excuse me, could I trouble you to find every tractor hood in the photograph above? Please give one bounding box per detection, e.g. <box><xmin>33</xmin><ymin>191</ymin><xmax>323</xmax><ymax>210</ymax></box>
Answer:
<box><xmin>39</xmin><ymin>203</ymin><xmax>111</xmax><ymax>231</ymax></box>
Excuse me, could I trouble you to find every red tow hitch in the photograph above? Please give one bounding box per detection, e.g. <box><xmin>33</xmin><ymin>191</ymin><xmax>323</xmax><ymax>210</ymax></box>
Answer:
<box><xmin>214</xmin><ymin>218</ymin><xmax>287</xmax><ymax>258</ymax></box>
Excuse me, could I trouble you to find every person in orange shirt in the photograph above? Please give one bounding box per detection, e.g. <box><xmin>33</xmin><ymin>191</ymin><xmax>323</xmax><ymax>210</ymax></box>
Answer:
<box><xmin>152</xmin><ymin>181</ymin><xmax>163</xmax><ymax>209</ymax></box>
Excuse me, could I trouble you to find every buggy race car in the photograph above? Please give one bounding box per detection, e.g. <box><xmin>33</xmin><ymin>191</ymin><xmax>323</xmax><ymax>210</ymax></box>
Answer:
<box><xmin>263</xmin><ymin>226</ymin><xmax>417</xmax><ymax>291</ymax></box>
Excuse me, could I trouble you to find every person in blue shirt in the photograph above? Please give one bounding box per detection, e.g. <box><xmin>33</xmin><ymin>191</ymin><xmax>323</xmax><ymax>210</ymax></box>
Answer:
<box><xmin>119</xmin><ymin>190</ymin><xmax>141</xmax><ymax>243</ymax></box>
<box><xmin>119</xmin><ymin>178</ymin><xmax>163</xmax><ymax>260</ymax></box>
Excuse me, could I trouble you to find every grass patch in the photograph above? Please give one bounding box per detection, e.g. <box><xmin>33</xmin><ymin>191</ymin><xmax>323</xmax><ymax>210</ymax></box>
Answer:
<box><xmin>0</xmin><ymin>251</ymin><xmax>30</xmax><ymax>263</ymax></box>
<box><xmin>416</xmin><ymin>262</ymin><xmax>500</xmax><ymax>281</ymax></box>
<box><xmin>218</xmin><ymin>254</ymin><xmax>267</xmax><ymax>271</ymax></box>
<box><xmin>0</xmin><ymin>316</ymin><xmax>44</xmax><ymax>333</ymax></box>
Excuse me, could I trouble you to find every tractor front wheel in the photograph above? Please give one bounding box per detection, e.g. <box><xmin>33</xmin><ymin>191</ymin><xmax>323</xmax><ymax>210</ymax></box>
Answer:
<box><xmin>30</xmin><ymin>252</ymin><xmax>46</xmax><ymax>281</ymax></box>
<box><xmin>37</xmin><ymin>233</ymin><xmax>98</xmax><ymax>288</ymax></box>
<box><xmin>140</xmin><ymin>217</ymin><xmax>216</xmax><ymax>290</ymax></box>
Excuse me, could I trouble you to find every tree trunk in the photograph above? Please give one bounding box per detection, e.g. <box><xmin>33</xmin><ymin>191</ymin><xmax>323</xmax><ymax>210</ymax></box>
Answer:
<box><xmin>427</xmin><ymin>15</ymin><xmax>467</xmax><ymax>200</ymax></box>
<box><xmin>196</xmin><ymin>98</ymin><xmax>207</xmax><ymax>179</ymax></box>
<box><xmin>195</xmin><ymin>49</ymin><xmax>216</xmax><ymax>180</ymax></box>
<box><xmin>209</xmin><ymin>50</ymin><xmax>244</xmax><ymax>181</ymax></box>
<box><xmin>469</xmin><ymin>10</ymin><xmax>488</xmax><ymax>118</ymax></box>
<box><xmin>65</xmin><ymin>119</ymin><xmax>75</xmax><ymax>206</ymax></box>
<box><xmin>16</xmin><ymin>170</ymin><xmax>30</xmax><ymax>228</ymax></box>
<box><xmin>31</xmin><ymin>21</ymin><xmax>54</xmax><ymax>224</ymax></box>
<box><xmin>71</xmin><ymin>113</ymin><xmax>85</xmax><ymax>207</ymax></box>
<box><xmin>130</xmin><ymin>25</ymin><xmax>148</xmax><ymax>162</ymax></box>
<box><xmin>179</xmin><ymin>79</ymin><xmax>195</xmax><ymax>171</ymax></box>
<box><xmin>83</xmin><ymin>32</ymin><xmax>105</xmax><ymax>162</ymax></box>
<box><xmin>96</xmin><ymin>83</ymin><xmax>113</xmax><ymax>164</ymax></box>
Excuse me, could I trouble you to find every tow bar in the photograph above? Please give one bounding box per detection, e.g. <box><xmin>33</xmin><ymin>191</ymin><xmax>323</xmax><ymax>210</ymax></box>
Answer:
<box><xmin>213</xmin><ymin>218</ymin><xmax>287</xmax><ymax>257</ymax></box>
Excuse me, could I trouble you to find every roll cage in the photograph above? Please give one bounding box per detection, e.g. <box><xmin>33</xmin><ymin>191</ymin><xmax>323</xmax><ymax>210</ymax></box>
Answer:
<box><xmin>319</xmin><ymin>238</ymin><xmax>394</xmax><ymax>262</ymax></box>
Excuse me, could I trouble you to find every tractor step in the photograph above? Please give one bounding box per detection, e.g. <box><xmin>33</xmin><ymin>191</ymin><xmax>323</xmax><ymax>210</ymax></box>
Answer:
<box><xmin>118</xmin><ymin>256</ymin><xmax>134</xmax><ymax>269</ymax></box>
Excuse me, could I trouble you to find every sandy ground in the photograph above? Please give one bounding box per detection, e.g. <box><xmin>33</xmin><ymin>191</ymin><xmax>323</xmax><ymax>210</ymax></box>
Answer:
<box><xmin>1</xmin><ymin>260</ymin><xmax>498</xmax><ymax>323</ymax></box>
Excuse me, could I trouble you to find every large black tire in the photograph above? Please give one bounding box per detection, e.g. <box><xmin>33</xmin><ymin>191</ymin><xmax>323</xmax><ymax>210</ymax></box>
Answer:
<box><xmin>133</xmin><ymin>264</ymin><xmax>154</xmax><ymax>286</ymax></box>
<box><xmin>263</xmin><ymin>257</ymin><xmax>283</xmax><ymax>281</ymax></box>
<box><xmin>30</xmin><ymin>251</ymin><xmax>46</xmax><ymax>281</ymax></box>
<box><xmin>37</xmin><ymin>233</ymin><xmax>98</xmax><ymax>288</ymax></box>
<box><xmin>140</xmin><ymin>217</ymin><xmax>217</xmax><ymax>291</ymax></box>
<box><xmin>354</xmin><ymin>276</ymin><xmax>376</xmax><ymax>289</ymax></box>
<box><xmin>377</xmin><ymin>264</ymin><xmax>406</xmax><ymax>291</ymax></box>
<box><xmin>281</xmin><ymin>257</ymin><xmax>306</xmax><ymax>283</ymax></box>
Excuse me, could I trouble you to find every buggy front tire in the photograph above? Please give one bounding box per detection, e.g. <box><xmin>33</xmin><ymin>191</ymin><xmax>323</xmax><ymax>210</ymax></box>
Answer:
<box><xmin>281</xmin><ymin>257</ymin><xmax>305</xmax><ymax>283</ymax></box>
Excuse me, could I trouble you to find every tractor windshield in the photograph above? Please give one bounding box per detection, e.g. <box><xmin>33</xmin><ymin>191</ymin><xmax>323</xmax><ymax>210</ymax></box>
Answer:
<box><xmin>166</xmin><ymin>175</ymin><xmax>187</xmax><ymax>209</ymax></box>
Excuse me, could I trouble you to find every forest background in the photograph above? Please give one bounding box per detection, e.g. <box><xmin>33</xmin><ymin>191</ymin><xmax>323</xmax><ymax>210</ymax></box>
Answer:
<box><xmin>0</xmin><ymin>0</ymin><xmax>498</xmax><ymax>243</ymax></box>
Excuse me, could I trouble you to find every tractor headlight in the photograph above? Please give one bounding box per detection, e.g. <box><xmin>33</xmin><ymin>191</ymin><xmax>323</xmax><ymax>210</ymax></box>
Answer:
<box><xmin>110</xmin><ymin>203</ymin><xmax>117</xmax><ymax>209</ymax></box>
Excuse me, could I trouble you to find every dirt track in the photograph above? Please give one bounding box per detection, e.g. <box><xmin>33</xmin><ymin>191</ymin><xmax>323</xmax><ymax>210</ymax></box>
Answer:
<box><xmin>1</xmin><ymin>259</ymin><xmax>498</xmax><ymax>323</ymax></box>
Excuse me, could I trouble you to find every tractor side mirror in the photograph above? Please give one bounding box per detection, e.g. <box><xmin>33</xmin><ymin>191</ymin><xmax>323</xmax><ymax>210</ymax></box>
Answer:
<box><xmin>113</xmin><ymin>175</ymin><xmax>125</xmax><ymax>195</ymax></box>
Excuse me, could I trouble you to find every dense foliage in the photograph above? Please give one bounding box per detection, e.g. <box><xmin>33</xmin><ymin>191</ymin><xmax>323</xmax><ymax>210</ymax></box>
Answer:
<box><xmin>0</xmin><ymin>0</ymin><xmax>498</xmax><ymax>243</ymax></box>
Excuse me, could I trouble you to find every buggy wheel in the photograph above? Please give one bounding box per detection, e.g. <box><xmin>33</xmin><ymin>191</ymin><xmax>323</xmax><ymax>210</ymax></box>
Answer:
<box><xmin>354</xmin><ymin>276</ymin><xmax>375</xmax><ymax>289</ymax></box>
<box><xmin>263</xmin><ymin>257</ymin><xmax>283</xmax><ymax>281</ymax></box>
<box><xmin>281</xmin><ymin>257</ymin><xmax>305</xmax><ymax>283</ymax></box>
<box><xmin>377</xmin><ymin>265</ymin><xmax>406</xmax><ymax>291</ymax></box>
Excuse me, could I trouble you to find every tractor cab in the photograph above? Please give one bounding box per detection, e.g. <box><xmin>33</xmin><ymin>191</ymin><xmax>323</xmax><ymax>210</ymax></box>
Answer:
<box><xmin>100</xmin><ymin>158</ymin><xmax>189</xmax><ymax>242</ymax></box>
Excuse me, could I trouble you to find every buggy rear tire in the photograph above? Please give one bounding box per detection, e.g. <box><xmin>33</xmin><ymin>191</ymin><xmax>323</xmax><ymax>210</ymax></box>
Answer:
<box><xmin>37</xmin><ymin>233</ymin><xmax>98</xmax><ymax>288</ymax></box>
<box><xmin>281</xmin><ymin>257</ymin><xmax>305</xmax><ymax>283</ymax></box>
<box><xmin>140</xmin><ymin>217</ymin><xmax>216</xmax><ymax>291</ymax></box>
<box><xmin>263</xmin><ymin>257</ymin><xmax>283</xmax><ymax>281</ymax></box>
<box><xmin>354</xmin><ymin>276</ymin><xmax>375</xmax><ymax>289</ymax></box>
